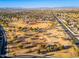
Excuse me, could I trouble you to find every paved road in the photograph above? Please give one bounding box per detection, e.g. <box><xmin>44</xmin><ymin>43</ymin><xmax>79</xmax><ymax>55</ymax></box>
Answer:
<box><xmin>0</xmin><ymin>25</ymin><xmax>7</xmax><ymax>57</ymax></box>
<box><xmin>53</xmin><ymin>15</ymin><xmax>79</xmax><ymax>44</ymax></box>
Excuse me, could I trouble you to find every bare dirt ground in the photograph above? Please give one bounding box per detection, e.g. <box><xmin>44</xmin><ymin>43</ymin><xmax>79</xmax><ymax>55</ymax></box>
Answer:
<box><xmin>4</xmin><ymin>20</ymin><xmax>79</xmax><ymax>58</ymax></box>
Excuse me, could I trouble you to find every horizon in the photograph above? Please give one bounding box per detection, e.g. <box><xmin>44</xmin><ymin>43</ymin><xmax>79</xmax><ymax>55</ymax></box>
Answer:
<box><xmin>1</xmin><ymin>6</ymin><xmax>79</xmax><ymax>9</ymax></box>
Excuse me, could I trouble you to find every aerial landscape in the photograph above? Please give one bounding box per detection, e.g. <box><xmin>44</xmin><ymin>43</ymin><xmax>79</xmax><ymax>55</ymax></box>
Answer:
<box><xmin>0</xmin><ymin>0</ymin><xmax>79</xmax><ymax>58</ymax></box>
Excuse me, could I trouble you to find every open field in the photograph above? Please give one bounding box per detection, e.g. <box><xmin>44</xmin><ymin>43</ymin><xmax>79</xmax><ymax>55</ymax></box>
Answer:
<box><xmin>0</xmin><ymin>9</ymin><xmax>79</xmax><ymax>57</ymax></box>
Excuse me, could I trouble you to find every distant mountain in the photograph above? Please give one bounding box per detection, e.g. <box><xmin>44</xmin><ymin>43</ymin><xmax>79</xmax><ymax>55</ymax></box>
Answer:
<box><xmin>0</xmin><ymin>7</ymin><xmax>79</xmax><ymax>12</ymax></box>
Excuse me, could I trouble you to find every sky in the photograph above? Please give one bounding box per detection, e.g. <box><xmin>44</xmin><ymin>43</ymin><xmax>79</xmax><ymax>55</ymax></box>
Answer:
<box><xmin>0</xmin><ymin>0</ymin><xmax>79</xmax><ymax>8</ymax></box>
